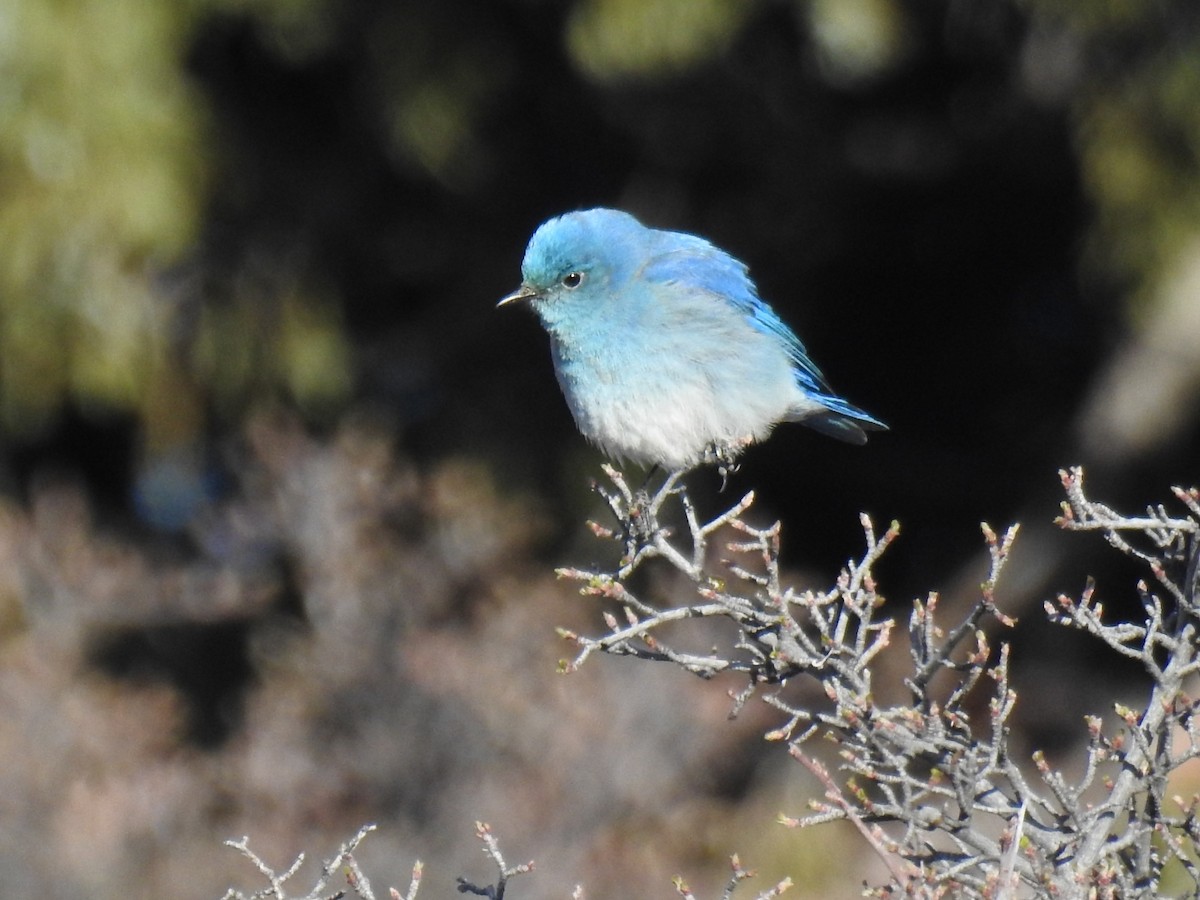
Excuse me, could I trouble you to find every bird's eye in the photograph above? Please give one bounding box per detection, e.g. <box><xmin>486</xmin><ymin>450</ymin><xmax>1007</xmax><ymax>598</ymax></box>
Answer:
<box><xmin>561</xmin><ymin>272</ymin><xmax>584</xmax><ymax>289</ymax></box>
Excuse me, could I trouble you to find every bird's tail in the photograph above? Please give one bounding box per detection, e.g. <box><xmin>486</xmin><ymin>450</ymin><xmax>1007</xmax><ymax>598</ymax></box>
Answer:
<box><xmin>797</xmin><ymin>400</ymin><xmax>888</xmax><ymax>445</ymax></box>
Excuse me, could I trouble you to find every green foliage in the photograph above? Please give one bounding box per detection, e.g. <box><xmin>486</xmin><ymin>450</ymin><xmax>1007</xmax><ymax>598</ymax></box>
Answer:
<box><xmin>806</xmin><ymin>0</ymin><xmax>910</xmax><ymax>85</ymax></box>
<box><xmin>1024</xmin><ymin>0</ymin><xmax>1200</xmax><ymax>306</ymax></box>
<box><xmin>366</xmin><ymin>5</ymin><xmax>515</xmax><ymax>187</ymax></box>
<box><xmin>567</xmin><ymin>0</ymin><xmax>750</xmax><ymax>80</ymax></box>
<box><xmin>0</xmin><ymin>0</ymin><xmax>204</xmax><ymax>432</ymax></box>
<box><xmin>0</xmin><ymin>0</ymin><xmax>348</xmax><ymax>442</ymax></box>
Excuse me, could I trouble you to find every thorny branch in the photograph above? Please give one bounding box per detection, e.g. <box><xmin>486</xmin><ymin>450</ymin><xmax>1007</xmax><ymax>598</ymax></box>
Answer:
<box><xmin>559</xmin><ymin>465</ymin><xmax>1200</xmax><ymax>898</ymax></box>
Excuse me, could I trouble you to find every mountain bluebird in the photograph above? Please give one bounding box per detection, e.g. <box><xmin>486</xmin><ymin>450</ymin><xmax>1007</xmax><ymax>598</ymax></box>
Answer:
<box><xmin>500</xmin><ymin>208</ymin><xmax>886</xmax><ymax>471</ymax></box>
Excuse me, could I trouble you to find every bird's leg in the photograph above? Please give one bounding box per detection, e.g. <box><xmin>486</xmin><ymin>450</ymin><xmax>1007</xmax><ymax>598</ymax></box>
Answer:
<box><xmin>627</xmin><ymin>466</ymin><xmax>663</xmax><ymax>541</ymax></box>
<box><xmin>717</xmin><ymin>461</ymin><xmax>739</xmax><ymax>493</ymax></box>
<box><xmin>627</xmin><ymin>468</ymin><xmax>681</xmax><ymax>548</ymax></box>
<box><xmin>591</xmin><ymin>465</ymin><xmax>689</xmax><ymax>576</ymax></box>
<box><xmin>637</xmin><ymin>465</ymin><xmax>662</xmax><ymax>493</ymax></box>
<box><xmin>702</xmin><ymin>443</ymin><xmax>743</xmax><ymax>492</ymax></box>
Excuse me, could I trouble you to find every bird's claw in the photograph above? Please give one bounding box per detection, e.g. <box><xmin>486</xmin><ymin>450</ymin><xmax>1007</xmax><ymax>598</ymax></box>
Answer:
<box><xmin>626</xmin><ymin>488</ymin><xmax>661</xmax><ymax>546</ymax></box>
<box><xmin>701</xmin><ymin>443</ymin><xmax>742</xmax><ymax>492</ymax></box>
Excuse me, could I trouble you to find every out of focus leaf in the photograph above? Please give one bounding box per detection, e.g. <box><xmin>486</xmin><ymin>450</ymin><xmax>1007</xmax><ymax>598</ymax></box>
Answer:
<box><xmin>567</xmin><ymin>0</ymin><xmax>750</xmax><ymax>80</ymax></box>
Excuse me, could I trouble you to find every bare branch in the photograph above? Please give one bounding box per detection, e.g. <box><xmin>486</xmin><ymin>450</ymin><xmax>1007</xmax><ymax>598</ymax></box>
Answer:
<box><xmin>222</xmin><ymin>825</ymin><xmax>391</xmax><ymax>900</ymax></box>
<box><xmin>556</xmin><ymin>466</ymin><xmax>1200</xmax><ymax>896</ymax></box>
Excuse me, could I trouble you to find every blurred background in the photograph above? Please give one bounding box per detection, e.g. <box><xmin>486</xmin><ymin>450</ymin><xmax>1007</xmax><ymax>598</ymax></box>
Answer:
<box><xmin>2</xmin><ymin>0</ymin><xmax>1200</xmax><ymax>896</ymax></box>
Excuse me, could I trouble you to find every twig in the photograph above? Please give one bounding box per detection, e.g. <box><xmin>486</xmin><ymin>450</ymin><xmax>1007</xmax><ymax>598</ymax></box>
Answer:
<box><xmin>456</xmin><ymin>822</ymin><xmax>534</xmax><ymax>899</ymax></box>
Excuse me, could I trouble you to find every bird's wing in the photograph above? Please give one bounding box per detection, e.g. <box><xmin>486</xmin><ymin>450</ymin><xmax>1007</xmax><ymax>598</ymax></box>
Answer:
<box><xmin>640</xmin><ymin>233</ymin><xmax>840</xmax><ymax>399</ymax></box>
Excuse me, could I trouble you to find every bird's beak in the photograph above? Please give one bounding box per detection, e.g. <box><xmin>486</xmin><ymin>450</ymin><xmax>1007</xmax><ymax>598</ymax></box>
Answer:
<box><xmin>498</xmin><ymin>284</ymin><xmax>539</xmax><ymax>308</ymax></box>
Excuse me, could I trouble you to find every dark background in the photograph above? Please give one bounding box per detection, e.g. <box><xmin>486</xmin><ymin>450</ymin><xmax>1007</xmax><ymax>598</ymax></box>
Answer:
<box><xmin>2</xmin><ymin>1</ymin><xmax>1199</xmax><ymax>896</ymax></box>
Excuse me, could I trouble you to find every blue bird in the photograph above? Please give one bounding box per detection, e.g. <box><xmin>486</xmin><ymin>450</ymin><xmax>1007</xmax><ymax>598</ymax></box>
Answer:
<box><xmin>500</xmin><ymin>208</ymin><xmax>886</xmax><ymax>472</ymax></box>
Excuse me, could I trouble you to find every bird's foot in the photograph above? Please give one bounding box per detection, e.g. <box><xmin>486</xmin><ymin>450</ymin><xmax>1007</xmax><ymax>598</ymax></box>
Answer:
<box><xmin>701</xmin><ymin>442</ymin><xmax>744</xmax><ymax>491</ymax></box>
<box><xmin>591</xmin><ymin>465</ymin><xmax>688</xmax><ymax>574</ymax></box>
<box><xmin>627</xmin><ymin>468</ymin><xmax>686</xmax><ymax>547</ymax></box>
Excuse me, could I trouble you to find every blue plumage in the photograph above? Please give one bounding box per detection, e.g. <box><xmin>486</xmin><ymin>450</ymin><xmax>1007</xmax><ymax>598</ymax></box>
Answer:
<box><xmin>500</xmin><ymin>208</ymin><xmax>885</xmax><ymax>470</ymax></box>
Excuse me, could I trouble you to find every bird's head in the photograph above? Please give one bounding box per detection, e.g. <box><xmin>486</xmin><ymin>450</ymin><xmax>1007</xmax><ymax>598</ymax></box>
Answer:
<box><xmin>498</xmin><ymin>208</ymin><xmax>647</xmax><ymax>327</ymax></box>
